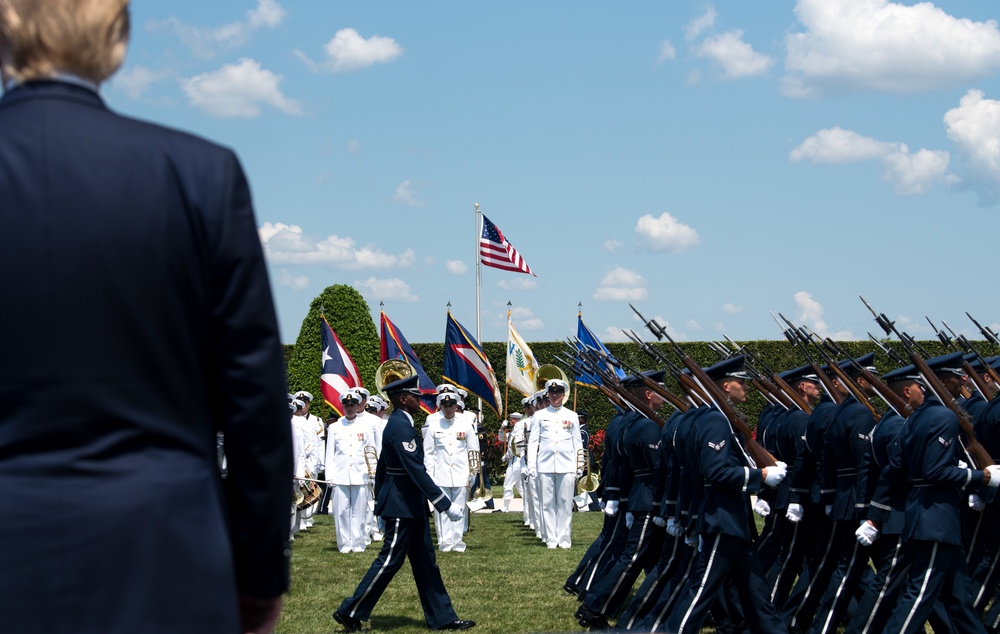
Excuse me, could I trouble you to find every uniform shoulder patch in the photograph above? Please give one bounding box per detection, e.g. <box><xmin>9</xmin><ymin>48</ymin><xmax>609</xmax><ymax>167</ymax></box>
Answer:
<box><xmin>402</xmin><ymin>439</ymin><xmax>417</xmax><ymax>453</ymax></box>
<box><xmin>708</xmin><ymin>439</ymin><xmax>726</xmax><ymax>452</ymax></box>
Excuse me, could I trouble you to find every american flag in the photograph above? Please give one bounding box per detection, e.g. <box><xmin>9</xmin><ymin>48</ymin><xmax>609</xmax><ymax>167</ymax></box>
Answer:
<box><xmin>479</xmin><ymin>214</ymin><xmax>536</xmax><ymax>276</ymax></box>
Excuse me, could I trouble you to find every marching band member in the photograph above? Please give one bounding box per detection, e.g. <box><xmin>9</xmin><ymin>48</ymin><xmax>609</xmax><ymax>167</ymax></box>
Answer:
<box><xmin>501</xmin><ymin>413</ymin><xmax>525</xmax><ymax>513</ymax></box>
<box><xmin>325</xmin><ymin>391</ymin><xmax>377</xmax><ymax>553</ymax></box>
<box><xmin>354</xmin><ymin>387</ymin><xmax>386</xmax><ymax>542</ymax></box>
<box><xmin>423</xmin><ymin>392</ymin><xmax>479</xmax><ymax>552</ymax></box>
<box><xmin>527</xmin><ymin>379</ymin><xmax>582</xmax><ymax>549</ymax></box>
<box><xmin>292</xmin><ymin>399</ymin><xmax>322</xmax><ymax>534</ymax></box>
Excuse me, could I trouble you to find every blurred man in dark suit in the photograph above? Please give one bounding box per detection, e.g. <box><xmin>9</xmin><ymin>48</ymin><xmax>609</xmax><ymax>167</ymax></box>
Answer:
<box><xmin>0</xmin><ymin>2</ymin><xmax>292</xmax><ymax>632</ymax></box>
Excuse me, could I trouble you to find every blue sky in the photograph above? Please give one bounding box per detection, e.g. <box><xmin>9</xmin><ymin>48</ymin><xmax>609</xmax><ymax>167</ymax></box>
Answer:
<box><xmin>107</xmin><ymin>1</ymin><xmax>1000</xmax><ymax>346</ymax></box>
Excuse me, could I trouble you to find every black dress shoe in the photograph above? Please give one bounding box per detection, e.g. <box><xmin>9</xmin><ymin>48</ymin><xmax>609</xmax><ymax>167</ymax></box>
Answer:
<box><xmin>333</xmin><ymin>611</ymin><xmax>363</xmax><ymax>632</ymax></box>
<box><xmin>576</xmin><ymin>605</ymin><xmax>609</xmax><ymax>630</ymax></box>
<box><xmin>563</xmin><ymin>583</ymin><xmax>579</xmax><ymax>596</ymax></box>
<box><xmin>436</xmin><ymin>620</ymin><xmax>476</xmax><ymax>630</ymax></box>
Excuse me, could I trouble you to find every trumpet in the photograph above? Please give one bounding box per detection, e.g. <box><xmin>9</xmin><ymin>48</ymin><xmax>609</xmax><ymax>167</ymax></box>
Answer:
<box><xmin>363</xmin><ymin>445</ymin><xmax>379</xmax><ymax>500</ymax></box>
<box><xmin>467</xmin><ymin>450</ymin><xmax>491</xmax><ymax>503</ymax></box>
<box><xmin>576</xmin><ymin>448</ymin><xmax>600</xmax><ymax>495</ymax></box>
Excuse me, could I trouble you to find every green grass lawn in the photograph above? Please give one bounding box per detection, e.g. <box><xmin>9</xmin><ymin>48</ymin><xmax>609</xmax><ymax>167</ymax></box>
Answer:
<box><xmin>279</xmin><ymin>509</ymin><xmax>604</xmax><ymax>633</ymax></box>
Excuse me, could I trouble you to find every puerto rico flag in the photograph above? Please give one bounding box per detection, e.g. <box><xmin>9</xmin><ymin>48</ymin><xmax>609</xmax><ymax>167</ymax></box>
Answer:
<box><xmin>320</xmin><ymin>316</ymin><xmax>362</xmax><ymax>416</ymax></box>
<box><xmin>443</xmin><ymin>312</ymin><xmax>502</xmax><ymax>416</ymax></box>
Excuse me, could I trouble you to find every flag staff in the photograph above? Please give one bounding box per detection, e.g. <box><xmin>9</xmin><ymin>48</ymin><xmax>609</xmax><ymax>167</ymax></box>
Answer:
<box><xmin>575</xmin><ymin>303</ymin><xmax>582</xmax><ymax>410</ymax></box>
<box><xmin>474</xmin><ymin>202</ymin><xmax>482</xmax><ymax>343</ymax></box>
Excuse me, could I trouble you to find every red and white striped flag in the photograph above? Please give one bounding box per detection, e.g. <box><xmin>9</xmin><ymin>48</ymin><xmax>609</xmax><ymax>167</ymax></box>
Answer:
<box><xmin>479</xmin><ymin>214</ymin><xmax>536</xmax><ymax>276</ymax></box>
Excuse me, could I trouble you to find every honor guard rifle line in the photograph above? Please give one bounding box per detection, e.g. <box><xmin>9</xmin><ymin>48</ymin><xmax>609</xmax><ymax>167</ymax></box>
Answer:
<box><xmin>719</xmin><ymin>334</ymin><xmax>813</xmax><ymax>414</ymax></box>
<box><xmin>621</xmin><ymin>327</ymin><xmax>712</xmax><ymax>407</ymax></box>
<box><xmin>862</xmin><ymin>296</ymin><xmax>995</xmax><ymax>468</ymax></box>
<box><xmin>940</xmin><ymin>319</ymin><xmax>1000</xmax><ymax>398</ymax></box>
<box><xmin>629</xmin><ymin>304</ymin><xmax>778</xmax><ymax>468</ymax></box>
<box><xmin>559</xmin><ymin>346</ymin><xmax>666</xmax><ymax>426</ymax></box>
<box><xmin>773</xmin><ymin>312</ymin><xmax>846</xmax><ymax>406</ymax></box>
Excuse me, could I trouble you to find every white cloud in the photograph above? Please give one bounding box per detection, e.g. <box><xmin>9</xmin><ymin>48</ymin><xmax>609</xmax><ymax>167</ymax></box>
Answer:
<box><xmin>695</xmin><ymin>30</ymin><xmax>774</xmax><ymax>78</ymax></box>
<box><xmin>794</xmin><ymin>291</ymin><xmax>853</xmax><ymax>339</ymax></box>
<box><xmin>601</xmin><ymin>326</ymin><xmax>630</xmax><ymax>343</ymax></box>
<box><xmin>392</xmin><ymin>180</ymin><xmax>425</xmax><ymax>207</ymax></box>
<box><xmin>657</xmin><ymin>40</ymin><xmax>677</xmax><ymax>64</ymax></box>
<box><xmin>722</xmin><ymin>303</ymin><xmax>743</xmax><ymax>315</ymax></box>
<box><xmin>603</xmin><ymin>239</ymin><xmax>622</xmax><ymax>253</ymax></box>
<box><xmin>944</xmin><ymin>89</ymin><xmax>1000</xmax><ymax>205</ymax></box>
<box><xmin>784</xmin><ymin>0</ymin><xmax>1000</xmax><ymax>97</ymax></box>
<box><xmin>686</xmin><ymin>319</ymin><xmax>701</xmax><ymax>331</ymax></box>
<box><xmin>113</xmin><ymin>65</ymin><xmax>166</xmax><ymax>99</ymax></box>
<box><xmin>685</xmin><ymin>6</ymin><xmax>717</xmax><ymax>41</ymax></box>
<box><xmin>636</xmin><ymin>212</ymin><xmax>700</xmax><ymax>253</ymax></box>
<box><xmin>509</xmin><ymin>306</ymin><xmax>543</xmax><ymax>331</ymax></box>
<box><xmin>593</xmin><ymin>267</ymin><xmax>648</xmax><ymax>302</ymax></box>
<box><xmin>347</xmin><ymin>140</ymin><xmax>362</xmax><ymax>154</ymax></box>
<box><xmin>498</xmin><ymin>278</ymin><xmax>538</xmax><ymax>291</ymax></box>
<box><xmin>446</xmin><ymin>260</ymin><xmax>467</xmax><ymax>275</ymax></box>
<box><xmin>295</xmin><ymin>28</ymin><xmax>403</xmax><ymax>74</ymax></box>
<box><xmin>790</xmin><ymin>127</ymin><xmax>950</xmax><ymax>195</ymax></box>
<box><xmin>150</xmin><ymin>0</ymin><xmax>285</xmax><ymax>57</ymax></box>
<box><xmin>182</xmin><ymin>58</ymin><xmax>301</xmax><ymax>117</ymax></box>
<box><xmin>354</xmin><ymin>277</ymin><xmax>419</xmax><ymax>302</ymax></box>
<box><xmin>276</xmin><ymin>269</ymin><xmax>308</xmax><ymax>290</ymax></box>
<box><xmin>258</xmin><ymin>222</ymin><xmax>416</xmax><ymax>269</ymax></box>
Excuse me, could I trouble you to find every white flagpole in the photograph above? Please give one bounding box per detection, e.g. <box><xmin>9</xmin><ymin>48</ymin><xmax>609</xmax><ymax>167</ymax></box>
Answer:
<box><xmin>474</xmin><ymin>203</ymin><xmax>483</xmax><ymax>414</ymax></box>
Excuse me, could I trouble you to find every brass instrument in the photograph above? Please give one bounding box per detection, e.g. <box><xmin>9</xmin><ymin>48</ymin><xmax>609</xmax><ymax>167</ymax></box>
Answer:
<box><xmin>467</xmin><ymin>450</ymin><xmax>492</xmax><ymax>503</ymax></box>
<box><xmin>535</xmin><ymin>364</ymin><xmax>570</xmax><ymax>399</ymax></box>
<box><xmin>375</xmin><ymin>359</ymin><xmax>416</xmax><ymax>405</ymax></box>
<box><xmin>363</xmin><ymin>445</ymin><xmax>379</xmax><ymax>502</ymax></box>
<box><xmin>576</xmin><ymin>448</ymin><xmax>600</xmax><ymax>495</ymax></box>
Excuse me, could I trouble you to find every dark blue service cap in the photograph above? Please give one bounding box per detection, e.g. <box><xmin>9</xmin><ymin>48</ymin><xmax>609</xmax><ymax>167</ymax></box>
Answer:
<box><xmin>383</xmin><ymin>374</ymin><xmax>422</xmax><ymax>395</ymax></box>
<box><xmin>577</xmin><ymin>410</ymin><xmax>590</xmax><ymax>419</ymax></box>
<box><xmin>969</xmin><ymin>355</ymin><xmax>1000</xmax><ymax>372</ymax></box>
<box><xmin>703</xmin><ymin>355</ymin><xmax>749</xmax><ymax>382</ymax></box>
<box><xmin>925</xmin><ymin>351</ymin><xmax>966</xmax><ymax>377</ymax></box>
<box><xmin>779</xmin><ymin>364</ymin><xmax>820</xmax><ymax>384</ymax></box>
<box><xmin>881</xmin><ymin>364</ymin><xmax>921</xmax><ymax>384</ymax></box>
<box><xmin>622</xmin><ymin>369</ymin><xmax>667</xmax><ymax>388</ymax></box>
<box><xmin>840</xmin><ymin>352</ymin><xmax>876</xmax><ymax>375</ymax></box>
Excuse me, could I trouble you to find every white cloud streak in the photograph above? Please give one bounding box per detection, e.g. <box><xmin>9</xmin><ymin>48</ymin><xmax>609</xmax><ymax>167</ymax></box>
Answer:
<box><xmin>258</xmin><ymin>222</ymin><xmax>416</xmax><ymax>269</ymax></box>
<box><xmin>446</xmin><ymin>261</ymin><xmax>467</xmax><ymax>275</ymax></box>
<box><xmin>685</xmin><ymin>6</ymin><xmax>717</xmax><ymax>41</ymax></box>
<box><xmin>392</xmin><ymin>180</ymin><xmax>425</xmax><ymax>207</ymax></box>
<box><xmin>944</xmin><ymin>89</ymin><xmax>1000</xmax><ymax>205</ymax></box>
<box><xmin>182</xmin><ymin>58</ymin><xmax>301</xmax><ymax>117</ymax></box>
<box><xmin>593</xmin><ymin>267</ymin><xmax>648</xmax><ymax>302</ymax></box>
<box><xmin>354</xmin><ymin>277</ymin><xmax>419</xmax><ymax>302</ymax></box>
<box><xmin>149</xmin><ymin>0</ymin><xmax>285</xmax><ymax>57</ymax></box>
<box><xmin>784</xmin><ymin>0</ymin><xmax>1000</xmax><ymax>97</ymax></box>
<box><xmin>295</xmin><ymin>28</ymin><xmax>403</xmax><ymax>74</ymax></box>
<box><xmin>636</xmin><ymin>212</ymin><xmax>700</xmax><ymax>253</ymax></box>
<box><xmin>794</xmin><ymin>291</ymin><xmax>853</xmax><ymax>339</ymax></box>
<box><xmin>695</xmin><ymin>30</ymin><xmax>774</xmax><ymax>78</ymax></box>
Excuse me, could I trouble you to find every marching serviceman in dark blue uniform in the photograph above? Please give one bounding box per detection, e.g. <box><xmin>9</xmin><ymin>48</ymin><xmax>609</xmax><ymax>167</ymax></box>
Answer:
<box><xmin>860</xmin><ymin>352</ymin><xmax>1000</xmax><ymax>634</ymax></box>
<box><xmin>334</xmin><ymin>376</ymin><xmax>475</xmax><ymax>632</ymax></box>
<box><xmin>662</xmin><ymin>356</ymin><xmax>790</xmax><ymax>634</ymax></box>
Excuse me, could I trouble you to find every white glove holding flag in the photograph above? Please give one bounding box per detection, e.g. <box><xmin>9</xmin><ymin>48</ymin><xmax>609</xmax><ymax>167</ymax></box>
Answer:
<box><xmin>986</xmin><ymin>465</ymin><xmax>1000</xmax><ymax>488</ymax></box>
<box><xmin>786</xmin><ymin>503</ymin><xmax>804</xmax><ymax>523</ymax></box>
<box><xmin>855</xmin><ymin>521</ymin><xmax>879</xmax><ymax>546</ymax></box>
<box><xmin>604</xmin><ymin>500</ymin><xmax>619</xmax><ymax>517</ymax></box>
<box><xmin>446</xmin><ymin>503</ymin><xmax>464</xmax><ymax>522</ymax></box>
<box><xmin>753</xmin><ymin>499</ymin><xmax>771</xmax><ymax>518</ymax></box>
<box><xmin>763</xmin><ymin>462</ymin><xmax>787</xmax><ymax>488</ymax></box>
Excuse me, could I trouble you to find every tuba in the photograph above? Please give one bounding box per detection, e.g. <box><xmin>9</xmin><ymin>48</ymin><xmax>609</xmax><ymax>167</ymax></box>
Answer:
<box><xmin>576</xmin><ymin>448</ymin><xmax>600</xmax><ymax>495</ymax></box>
<box><xmin>363</xmin><ymin>445</ymin><xmax>379</xmax><ymax>506</ymax></box>
<box><xmin>467</xmin><ymin>450</ymin><xmax>492</xmax><ymax>504</ymax></box>
<box><xmin>375</xmin><ymin>359</ymin><xmax>416</xmax><ymax>405</ymax></box>
<box><xmin>535</xmin><ymin>364</ymin><xmax>570</xmax><ymax>399</ymax></box>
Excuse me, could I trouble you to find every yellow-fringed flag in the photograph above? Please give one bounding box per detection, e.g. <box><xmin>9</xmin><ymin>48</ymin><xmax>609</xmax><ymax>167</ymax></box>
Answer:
<box><xmin>506</xmin><ymin>316</ymin><xmax>539</xmax><ymax>397</ymax></box>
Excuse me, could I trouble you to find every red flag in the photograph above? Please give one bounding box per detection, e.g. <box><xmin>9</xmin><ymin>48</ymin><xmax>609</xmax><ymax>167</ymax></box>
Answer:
<box><xmin>320</xmin><ymin>317</ymin><xmax>362</xmax><ymax>416</ymax></box>
<box><xmin>479</xmin><ymin>214</ymin><xmax>536</xmax><ymax>276</ymax></box>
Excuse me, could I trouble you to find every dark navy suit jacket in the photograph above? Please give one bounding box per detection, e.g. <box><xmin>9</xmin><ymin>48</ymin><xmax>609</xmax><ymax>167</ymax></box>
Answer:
<box><xmin>374</xmin><ymin>410</ymin><xmax>452</xmax><ymax>518</ymax></box>
<box><xmin>0</xmin><ymin>81</ymin><xmax>292</xmax><ymax>633</ymax></box>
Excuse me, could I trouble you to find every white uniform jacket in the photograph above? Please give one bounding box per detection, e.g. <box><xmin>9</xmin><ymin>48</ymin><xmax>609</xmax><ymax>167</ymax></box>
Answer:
<box><xmin>527</xmin><ymin>405</ymin><xmax>582</xmax><ymax>474</ymax></box>
<box><xmin>325</xmin><ymin>416</ymin><xmax>376</xmax><ymax>486</ymax></box>
<box><xmin>422</xmin><ymin>412</ymin><xmax>480</xmax><ymax>487</ymax></box>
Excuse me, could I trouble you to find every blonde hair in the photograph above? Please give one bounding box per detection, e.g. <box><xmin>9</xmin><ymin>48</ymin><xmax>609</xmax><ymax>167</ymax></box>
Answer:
<box><xmin>0</xmin><ymin>0</ymin><xmax>129</xmax><ymax>84</ymax></box>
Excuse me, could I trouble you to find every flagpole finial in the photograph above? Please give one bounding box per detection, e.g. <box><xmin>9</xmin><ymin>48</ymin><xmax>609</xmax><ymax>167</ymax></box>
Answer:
<box><xmin>507</xmin><ymin>300</ymin><xmax>512</xmax><ymax>307</ymax></box>
<box><xmin>379</xmin><ymin>300</ymin><xmax>384</xmax><ymax>308</ymax></box>
<box><xmin>474</xmin><ymin>202</ymin><xmax>479</xmax><ymax>210</ymax></box>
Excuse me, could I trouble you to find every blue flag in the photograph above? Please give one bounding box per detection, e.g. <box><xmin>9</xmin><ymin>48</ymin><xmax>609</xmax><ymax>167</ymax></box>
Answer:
<box><xmin>575</xmin><ymin>314</ymin><xmax>626</xmax><ymax>388</ymax></box>
<box><xmin>380</xmin><ymin>310</ymin><xmax>437</xmax><ymax>413</ymax></box>
<box><xmin>443</xmin><ymin>312</ymin><xmax>503</xmax><ymax>416</ymax></box>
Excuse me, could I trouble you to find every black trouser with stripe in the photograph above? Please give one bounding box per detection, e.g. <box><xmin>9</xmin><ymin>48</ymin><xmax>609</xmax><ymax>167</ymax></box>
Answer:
<box><xmin>337</xmin><ymin>516</ymin><xmax>458</xmax><ymax>629</ymax></box>
<box><xmin>581</xmin><ymin>512</ymin><xmax>664</xmax><ymax>619</ymax></box>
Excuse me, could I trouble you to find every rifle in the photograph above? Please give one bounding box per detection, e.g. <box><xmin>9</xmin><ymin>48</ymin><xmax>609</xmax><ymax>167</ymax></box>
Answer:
<box><xmin>862</xmin><ymin>297</ymin><xmax>994</xmax><ymax>467</ymax></box>
<box><xmin>655</xmin><ymin>329</ymin><xmax>778</xmax><ymax>468</ymax></box>
<box><xmin>926</xmin><ymin>317</ymin><xmax>957</xmax><ymax>351</ymax></box>
<box><xmin>722</xmin><ymin>334</ymin><xmax>811</xmax><ymax>414</ymax></box>
<box><xmin>967</xmin><ymin>312</ymin><xmax>1000</xmax><ymax>347</ymax></box>
<box><xmin>623</xmin><ymin>326</ymin><xmax>711</xmax><ymax>406</ymax></box>
<box><xmin>562</xmin><ymin>348</ymin><xmax>666</xmax><ymax>425</ymax></box>
<box><xmin>940</xmin><ymin>320</ymin><xmax>999</xmax><ymax>402</ymax></box>
<box><xmin>606</xmin><ymin>350</ymin><xmax>690</xmax><ymax>413</ymax></box>
<box><xmin>773</xmin><ymin>312</ymin><xmax>844</xmax><ymax>405</ymax></box>
<box><xmin>818</xmin><ymin>333</ymin><xmax>911</xmax><ymax>419</ymax></box>
<box><xmin>867</xmin><ymin>333</ymin><xmax>908</xmax><ymax>366</ymax></box>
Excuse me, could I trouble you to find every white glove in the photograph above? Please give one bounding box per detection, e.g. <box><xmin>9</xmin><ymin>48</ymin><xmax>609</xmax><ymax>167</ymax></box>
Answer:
<box><xmin>763</xmin><ymin>463</ymin><xmax>787</xmax><ymax>487</ymax></box>
<box><xmin>970</xmin><ymin>494</ymin><xmax>986</xmax><ymax>511</ymax></box>
<box><xmin>959</xmin><ymin>460</ymin><xmax>969</xmax><ymax>469</ymax></box>
<box><xmin>525</xmin><ymin>467</ymin><xmax>536</xmax><ymax>478</ymax></box>
<box><xmin>604</xmin><ymin>500</ymin><xmax>619</xmax><ymax>517</ymax></box>
<box><xmin>666</xmin><ymin>517</ymin><xmax>683</xmax><ymax>537</ymax></box>
<box><xmin>698</xmin><ymin>535</ymin><xmax>704</xmax><ymax>552</ymax></box>
<box><xmin>446</xmin><ymin>503</ymin><xmax>464</xmax><ymax>522</ymax></box>
<box><xmin>753</xmin><ymin>499</ymin><xmax>771</xmax><ymax>517</ymax></box>
<box><xmin>855</xmin><ymin>521</ymin><xmax>879</xmax><ymax>546</ymax></box>
<box><xmin>653</xmin><ymin>516</ymin><xmax>667</xmax><ymax>528</ymax></box>
<box><xmin>577</xmin><ymin>468</ymin><xmax>584</xmax><ymax>478</ymax></box>
<box><xmin>786</xmin><ymin>503</ymin><xmax>804</xmax><ymax>523</ymax></box>
<box><xmin>825</xmin><ymin>505</ymin><xmax>833</xmax><ymax>516</ymax></box>
<box><xmin>986</xmin><ymin>465</ymin><xmax>1000</xmax><ymax>488</ymax></box>
<box><xmin>501</xmin><ymin>421</ymin><xmax>508</xmax><ymax>428</ymax></box>
<box><xmin>684</xmin><ymin>533</ymin><xmax>697</xmax><ymax>548</ymax></box>
<box><xmin>625</xmin><ymin>512</ymin><xmax>635</xmax><ymax>529</ymax></box>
